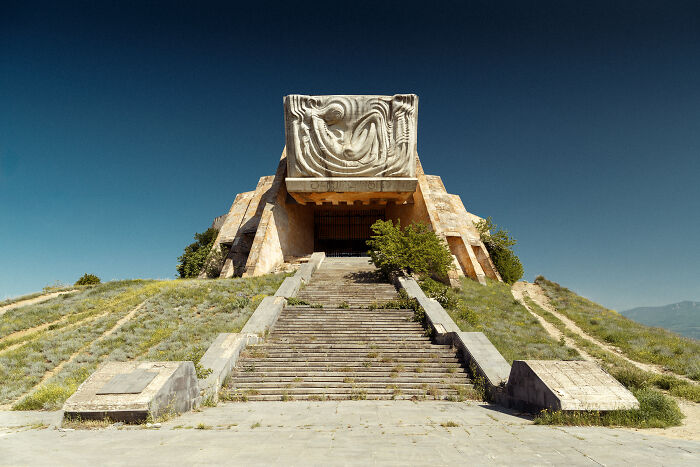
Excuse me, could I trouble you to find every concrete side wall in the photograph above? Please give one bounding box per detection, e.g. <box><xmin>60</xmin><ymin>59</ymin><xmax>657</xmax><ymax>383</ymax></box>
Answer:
<box><xmin>198</xmin><ymin>333</ymin><xmax>260</xmax><ymax>403</ymax></box>
<box><xmin>150</xmin><ymin>362</ymin><xmax>199</xmax><ymax>418</ymax></box>
<box><xmin>505</xmin><ymin>361</ymin><xmax>563</xmax><ymax>411</ymax></box>
<box><xmin>271</xmin><ymin>180</ymin><xmax>314</xmax><ymax>260</ymax></box>
<box><xmin>243</xmin><ymin>153</ymin><xmax>316</xmax><ymax>277</ymax></box>
<box><xmin>453</xmin><ymin>332</ymin><xmax>511</xmax><ymax>388</ymax></box>
<box><xmin>243</xmin><ymin>204</ymin><xmax>284</xmax><ymax>277</ymax></box>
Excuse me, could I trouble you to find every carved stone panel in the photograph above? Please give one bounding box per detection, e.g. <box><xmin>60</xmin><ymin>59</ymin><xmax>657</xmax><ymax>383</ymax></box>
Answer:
<box><xmin>284</xmin><ymin>94</ymin><xmax>418</xmax><ymax>178</ymax></box>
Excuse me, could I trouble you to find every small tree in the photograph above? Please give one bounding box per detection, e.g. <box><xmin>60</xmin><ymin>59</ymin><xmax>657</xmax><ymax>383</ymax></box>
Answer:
<box><xmin>75</xmin><ymin>273</ymin><xmax>100</xmax><ymax>286</ymax></box>
<box><xmin>177</xmin><ymin>228</ymin><xmax>219</xmax><ymax>278</ymax></box>
<box><xmin>474</xmin><ymin>217</ymin><xmax>523</xmax><ymax>284</ymax></box>
<box><xmin>366</xmin><ymin>220</ymin><xmax>453</xmax><ymax>280</ymax></box>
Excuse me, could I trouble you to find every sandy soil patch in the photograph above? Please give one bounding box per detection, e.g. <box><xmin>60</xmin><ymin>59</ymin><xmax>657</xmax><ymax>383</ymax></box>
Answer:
<box><xmin>0</xmin><ymin>290</ymin><xmax>77</xmax><ymax>316</ymax></box>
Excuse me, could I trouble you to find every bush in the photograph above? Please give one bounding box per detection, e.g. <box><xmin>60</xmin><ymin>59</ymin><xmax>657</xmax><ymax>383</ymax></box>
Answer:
<box><xmin>366</xmin><ymin>220</ymin><xmax>453</xmax><ymax>280</ymax></box>
<box><xmin>75</xmin><ymin>274</ymin><xmax>100</xmax><ymax>286</ymax></box>
<box><xmin>474</xmin><ymin>217</ymin><xmax>523</xmax><ymax>284</ymax></box>
<box><xmin>419</xmin><ymin>277</ymin><xmax>455</xmax><ymax>308</ymax></box>
<box><xmin>177</xmin><ymin>228</ymin><xmax>219</xmax><ymax>278</ymax></box>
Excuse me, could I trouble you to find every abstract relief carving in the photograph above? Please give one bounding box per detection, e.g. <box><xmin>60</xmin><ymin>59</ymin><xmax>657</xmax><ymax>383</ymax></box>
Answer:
<box><xmin>284</xmin><ymin>94</ymin><xmax>418</xmax><ymax>178</ymax></box>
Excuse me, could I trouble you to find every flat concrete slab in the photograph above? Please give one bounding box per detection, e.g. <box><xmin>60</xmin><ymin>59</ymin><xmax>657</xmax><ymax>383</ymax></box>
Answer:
<box><xmin>506</xmin><ymin>360</ymin><xmax>640</xmax><ymax>411</ymax></box>
<box><xmin>1</xmin><ymin>401</ymin><xmax>697</xmax><ymax>466</ymax></box>
<box><xmin>96</xmin><ymin>369</ymin><xmax>158</xmax><ymax>395</ymax></box>
<box><xmin>63</xmin><ymin>361</ymin><xmax>198</xmax><ymax>422</ymax></box>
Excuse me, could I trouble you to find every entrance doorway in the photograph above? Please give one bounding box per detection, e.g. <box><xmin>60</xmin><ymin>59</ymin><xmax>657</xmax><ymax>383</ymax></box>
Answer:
<box><xmin>314</xmin><ymin>208</ymin><xmax>385</xmax><ymax>257</ymax></box>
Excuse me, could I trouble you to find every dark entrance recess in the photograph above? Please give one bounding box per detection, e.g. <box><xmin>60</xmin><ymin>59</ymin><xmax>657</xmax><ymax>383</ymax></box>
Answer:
<box><xmin>314</xmin><ymin>208</ymin><xmax>386</xmax><ymax>257</ymax></box>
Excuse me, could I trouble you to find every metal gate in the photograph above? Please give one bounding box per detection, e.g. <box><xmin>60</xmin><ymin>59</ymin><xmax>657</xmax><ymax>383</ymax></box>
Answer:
<box><xmin>314</xmin><ymin>209</ymin><xmax>385</xmax><ymax>257</ymax></box>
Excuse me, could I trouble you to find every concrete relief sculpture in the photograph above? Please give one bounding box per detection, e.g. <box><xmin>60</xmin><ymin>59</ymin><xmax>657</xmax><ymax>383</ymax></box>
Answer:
<box><xmin>284</xmin><ymin>94</ymin><xmax>418</xmax><ymax>178</ymax></box>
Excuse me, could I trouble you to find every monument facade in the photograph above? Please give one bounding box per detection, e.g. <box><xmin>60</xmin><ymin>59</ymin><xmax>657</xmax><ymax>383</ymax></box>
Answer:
<box><xmin>203</xmin><ymin>94</ymin><xmax>501</xmax><ymax>284</ymax></box>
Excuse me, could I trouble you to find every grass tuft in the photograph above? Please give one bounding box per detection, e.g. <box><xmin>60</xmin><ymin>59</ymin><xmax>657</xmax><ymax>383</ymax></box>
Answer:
<box><xmin>535</xmin><ymin>388</ymin><xmax>683</xmax><ymax>428</ymax></box>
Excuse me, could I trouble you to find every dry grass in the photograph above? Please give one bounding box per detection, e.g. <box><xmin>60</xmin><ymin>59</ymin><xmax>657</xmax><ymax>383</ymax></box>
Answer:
<box><xmin>6</xmin><ymin>274</ymin><xmax>287</xmax><ymax>410</ymax></box>
<box><xmin>536</xmin><ymin>277</ymin><xmax>700</xmax><ymax>381</ymax></box>
<box><xmin>446</xmin><ymin>278</ymin><xmax>579</xmax><ymax>363</ymax></box>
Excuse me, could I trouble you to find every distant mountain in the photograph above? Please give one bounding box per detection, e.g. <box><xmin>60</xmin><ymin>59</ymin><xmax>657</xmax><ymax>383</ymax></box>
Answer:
<box><xmin>621</xmin><ymin>301</ymin><xmax>700</xmax><ymax>340</ymax></box>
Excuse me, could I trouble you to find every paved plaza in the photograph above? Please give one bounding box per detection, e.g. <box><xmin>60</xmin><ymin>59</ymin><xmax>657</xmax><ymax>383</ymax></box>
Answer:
<box><xmin>1</xmin><ymin>401</ymin><xmax>698</xmax><ymax>466</ymax></box>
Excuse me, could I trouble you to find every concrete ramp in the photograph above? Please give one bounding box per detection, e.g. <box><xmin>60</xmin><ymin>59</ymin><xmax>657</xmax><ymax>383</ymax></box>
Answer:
<box><xmin>505</xmin><ymin>360</ymin><xmax>639</xmax><ymax>412</ymax></box>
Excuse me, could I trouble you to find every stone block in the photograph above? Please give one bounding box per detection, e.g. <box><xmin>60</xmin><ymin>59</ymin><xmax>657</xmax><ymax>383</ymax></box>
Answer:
<box><xmin>240</xmin><ymin>296</ymin><xmax>285</xmax><ymax>335</ymax></box>
<box><xmin>506</xmin><ymin>360</ymin><xmax>639</xmax><ymax>412</ymax></box>
<box><xmin>453</xmin><ymin>332</ymin><xmax>511</xmax><ymax>388</ymax></box>
<box><xmin>63</xmin><ymin>361</ymin><xmax>198</xmax><ymax>422</ymax></box>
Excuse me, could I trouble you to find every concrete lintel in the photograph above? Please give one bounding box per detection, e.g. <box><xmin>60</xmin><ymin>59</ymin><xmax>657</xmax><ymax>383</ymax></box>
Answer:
<box><xmin>453</xmin><ymin>332</ymin><xmax>511</xmax><ymax>388</ymax></box>
<box><xmin>286</xmin><ymin>177</ymin><xmax>417</xmax><ymax>193</ymax></box>
<box><xmin>198</xmin><ymin>332</ymin><xmax>260</xmax><ymax>403</ymax></box>
<box><xmin>240</xmin><ymin>296</ymin><xmax>285</xmax><ymax>335</ymax></box>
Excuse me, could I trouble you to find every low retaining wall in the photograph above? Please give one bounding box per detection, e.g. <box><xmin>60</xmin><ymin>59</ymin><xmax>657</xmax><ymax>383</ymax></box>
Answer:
<box><xmin>197</xmin><ymin>333</ymin><xmax>260</xmax><ymax>403</ymax></box>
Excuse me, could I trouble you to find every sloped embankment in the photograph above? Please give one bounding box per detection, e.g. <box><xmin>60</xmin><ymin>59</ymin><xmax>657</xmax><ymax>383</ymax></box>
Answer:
<box><xmin>443</xmin><ymin>277</ymin><xmax>581</xmax><ymax>363</ymax></box>
<box><xmin>0</xmin><ymin>274</ymin><xmax>286</xmax><ymax>410</ymax></box>
<box><xmin>535</xmin><ymin>277</ymin><xmax>699</xmax><ymax>382</ymax></box>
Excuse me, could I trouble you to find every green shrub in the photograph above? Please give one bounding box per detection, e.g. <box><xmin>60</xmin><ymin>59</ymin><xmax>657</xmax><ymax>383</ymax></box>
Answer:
<box><xmin>177</xmin><ymin>228</ymin><xmax>219</xmax><ymax>278</ymax></box>
<box><xmin>367</xmin><ymin>220</ymin><xmax>453</xmax><ymax>280</ymax></box>
<box><xmin>75</xmin><ymin>274</ymin><xmax>101</xmax><ymax>286</ymax></box>
<box><xmin>418</xmin><ymin>278</ymin><xmax>455</xmax><ymax>308</ymax></box>
<box><xmin>474</xmin><ymin>217</ymin><xmax>523</xmax><ymax>284</ymax></box>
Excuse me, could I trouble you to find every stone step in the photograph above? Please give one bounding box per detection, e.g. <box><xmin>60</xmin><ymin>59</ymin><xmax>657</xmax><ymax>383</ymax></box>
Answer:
<box><xmin>266</xmin><ymin>340</ymin><xmax>433</xmax><ymax>345</ymax></box>
<box><xmin>231</xmin><ymin>375</ymin><xmax>471</xmax><ymax>388</ymax></box>
<box><xmin>260</xmin><ymin>342</ymin><xmax>438</xmax><ymax>348</ymax></box>
<box><xmin>226</xmin><ymin>388</ymin><xmax>468</xmax><ymax>396</ymax></box>
<box><xmin>251</xmin><ymin>342</ymin><xmax>444</xmax><ymax>348</ymax></box>
<box><xmin>274</xmin><ymin>326</ymin><xmax>417</xmax><ymax>331</ymax></box>
<box><xmin>268</xmin><ymin>330</ymin><xmax>426</xmax><ymax>335</ymax></box>
<box><xmin>240</xmin><ymin>359</ymin><xmax>459</xmax><ymax>367</ymax></box>
<box><xmin>228</xmin><ymin>394</ymin><xmax>461</xmax><ymax>401</ymax></box>
<box><xmin>246</xmin><ymin>348</ymin><xmax>452</xmax><ymax>355</ymax></box>
<box><xmin>238</xmin><ymin>360</ymin><xmax>463</xmax><ymax>367</ymax></box>
<box><xmin>225</xmin><ymin>387</ymin><xmax>467</xmax><ymax>397</ymax></box>
<box><xmin>233</xmin><ymin>368</ymin><xmax>469</xmax><ymax>383</ymax></box>
<box><xmin>232</xmin><ymin>382</ymin><xmax>471</xmax><ymax>390</ymax></box>
<box><xmin>282</xmin><ymin>307</ymin><xmax>412</xmax><ymax>311</ymax></box>
<box><xmin>272</xmin><ymin>325</ymin><xmax>419</xmax><ymax>330</ymax></box>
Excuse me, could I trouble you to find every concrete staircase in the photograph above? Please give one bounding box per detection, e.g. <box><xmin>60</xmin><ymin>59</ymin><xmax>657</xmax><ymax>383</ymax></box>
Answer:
<box><xmin>295</xmin><ymin>257</ymin><xmax>399</xmax><ymax>307</ymax></box>
<box><xmin>226</xmin><ymin>257</ymin><xmax>473</xmax><ymax>401</ymax></box>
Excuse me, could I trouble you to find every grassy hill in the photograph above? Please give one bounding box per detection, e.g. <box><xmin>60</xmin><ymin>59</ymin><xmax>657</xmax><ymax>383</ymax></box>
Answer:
<box><xmin>621</xmin><ymin>301</ymin><xmax>700</xmax><ymax>340</ymax></box>
<box><xmin>0</xmin><ymin>275</ymin><xmax>287</xmax><ymax>410</ymax></box>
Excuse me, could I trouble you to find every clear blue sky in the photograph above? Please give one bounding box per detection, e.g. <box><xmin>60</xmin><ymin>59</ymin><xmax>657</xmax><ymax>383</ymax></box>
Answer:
<box><xmin>1</xmin><ymin>1</ymin><xmax>698</xmax><ymax>311</ymax></box>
